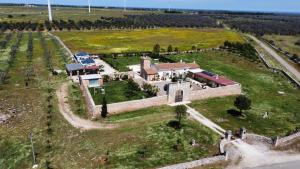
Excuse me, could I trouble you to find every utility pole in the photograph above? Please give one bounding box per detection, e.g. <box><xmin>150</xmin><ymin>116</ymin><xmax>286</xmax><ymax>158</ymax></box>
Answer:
<box><xmin>28</xmin><ymin>132</ymin><xmax>38</xmax><ymax>168</ymax></box>
<box><xmin>47</xmin><ymin>0</ymin><xmax>53</xmax><ymax>22</ymax></box>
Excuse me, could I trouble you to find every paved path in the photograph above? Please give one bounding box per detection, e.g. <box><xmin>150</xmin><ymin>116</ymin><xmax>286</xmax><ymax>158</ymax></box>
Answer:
<box><xmin>94</xmin><ymin>59</ymin><xmax>117</xmax><ymax>75</ymax></box>
<box><xmin>249</xmin><ymin>35</ymin><xmax>300</xmax><ymax>81</ymax></box>
<box><xmin>249</xmin><ymin>160</ymin><xmax>300</xmax><ymax>169</ymax></box>
<box><xmin>56</xmin><ymin>83</ymin><xmax>116</xmax><ymax>130</ymax></box>
<box><xmin>185</xmin><ymin>105</ymin><xmax>225</xmax><ymax>137</ymax></box>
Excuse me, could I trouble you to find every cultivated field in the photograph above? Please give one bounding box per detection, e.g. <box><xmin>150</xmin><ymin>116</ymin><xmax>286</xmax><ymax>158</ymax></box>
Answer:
<box><xmin>0</xmin><ymin>5</ymin><xmax>156</xmax><ymax>23</ymax></box>
<box><xmin>167</xmin><ymin>51</ymin><xmax>300</xmax><ymax>137</ymax></box>
<box><xmin>54</xmin><ymin>28</ymin><xmax>244</xmax><ymax>54</ymax></box>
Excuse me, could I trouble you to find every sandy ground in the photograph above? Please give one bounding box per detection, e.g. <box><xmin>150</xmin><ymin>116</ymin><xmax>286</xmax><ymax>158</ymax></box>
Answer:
<box><xmin>94</xmin><ymin>59</ymin><xmax>117</xmax><ymax>75</ymax></box>
<box><xmin>56</xmin><ymin>82</ymin><xmax>116</xmax><ymax>131</ymax></box>
<box><xmin>226</xmin><ymin>139</ymin><xmax>300</xmax><ymax>169</ymax></box>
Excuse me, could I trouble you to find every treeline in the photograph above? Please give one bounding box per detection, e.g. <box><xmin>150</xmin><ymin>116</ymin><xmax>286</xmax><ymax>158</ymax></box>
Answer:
<box><xmin>223</xmin><ymin>41</ymin><xmax>258</xmax><ymax>60</ymax></box>
<box><xmin>0</xmin><ymin>14</ymin><xmax>219</xmax><ymax>31</ymax></box>
<box><xmin>0</xmin><ymin>21</ymin><xmax>40</xmax><ymax>32</ymax></box>
<box><xmin>222</xmin><ymin>15</ymin><xmax>300</xmax><ymax>35</ymax></box>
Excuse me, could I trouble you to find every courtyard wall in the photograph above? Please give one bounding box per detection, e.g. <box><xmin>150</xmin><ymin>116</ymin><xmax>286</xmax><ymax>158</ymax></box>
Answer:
<box><xmin>95</xmin><ymin>95</ymin><xmax>169</xmax><ymax>115</ymax></box>
<box><xmin>189</xmin><ymin>84</ymin><xmax>242</xmax><ymax>101</ymax></box>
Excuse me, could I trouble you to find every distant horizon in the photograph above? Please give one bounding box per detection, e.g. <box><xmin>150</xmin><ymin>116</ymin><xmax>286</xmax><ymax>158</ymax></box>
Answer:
<box><xmin>0</xmin><ymin>0</ymin><xmax>299</xmax><ymax>13</ymax></box>
<box><xmin>1</xmin><ymin>2</ymin><xmax>300</xmax><ymax>15</ymax></box>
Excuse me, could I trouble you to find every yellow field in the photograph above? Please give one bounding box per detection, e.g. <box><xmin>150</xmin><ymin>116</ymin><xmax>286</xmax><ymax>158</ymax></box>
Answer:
<box><xmin>54</xmin><ymin>28</ymin><xmax>244</xmax><ymax>54</ymax></box>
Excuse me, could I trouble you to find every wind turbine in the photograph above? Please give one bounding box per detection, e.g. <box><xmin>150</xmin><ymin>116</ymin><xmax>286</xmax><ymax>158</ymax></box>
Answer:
<box><xmin>88</xmin><ymin>0</ymin><xmax>91</xmax><ymax>13</ymax></box>
<box><xmin>47</xmin><ymin>0</ymin><xmax>53</xmax><ymax>22</ymax></box>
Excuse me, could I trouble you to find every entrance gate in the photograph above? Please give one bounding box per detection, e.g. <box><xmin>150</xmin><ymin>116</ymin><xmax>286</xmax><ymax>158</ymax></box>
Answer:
<box><xmin>175</xmin><ymin>90</ymin><xmax>183</xmax><ymax>102</ymax></box>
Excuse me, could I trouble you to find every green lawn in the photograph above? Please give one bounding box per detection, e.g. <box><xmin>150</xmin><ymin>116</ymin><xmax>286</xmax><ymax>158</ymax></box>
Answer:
<box><xmin>54</xmin><ymin>28</ymin><xmax>244</xmax><ymax>54</ymax></box>
<box><xmin>103</xmin><ymin>56</ymin><xmax>141</xmax><ymax>72</ymax></box>
<box><xmin>89</xmin><ymin>80</ymin><xmax>148</xmax><ymax>105</ymax></box>
<box><xmin>167</xmin><ymin>51</ymin><xmax>300</xmax><ymax>137</ymax></box>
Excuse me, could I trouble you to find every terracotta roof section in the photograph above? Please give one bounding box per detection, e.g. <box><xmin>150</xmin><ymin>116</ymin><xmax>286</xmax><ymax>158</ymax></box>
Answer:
<box><xmin>155</xmin><ymin>63</ymin><xmax>199</xmax><ymax>70</ymax></box>
<box><xmin>194</xmin><ymin>72</ymin><xmax>236</xmax><ymax>86</ymax></box>
<box><xmin>144</xmin><ymin>68</ymin><xmax>158</xmax><ymax>75</ymax></box>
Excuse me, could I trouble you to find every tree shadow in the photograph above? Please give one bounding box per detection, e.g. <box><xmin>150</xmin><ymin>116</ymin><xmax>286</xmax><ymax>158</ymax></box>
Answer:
<box><xmin>227</xmin><ymin>109</ymin><xmax>242</xmax><ymax>117</ymax></box>
<box><xmin>167</xmin><ymin>120</ymin><xmax>181</xmax><ymax>129</ymax></box>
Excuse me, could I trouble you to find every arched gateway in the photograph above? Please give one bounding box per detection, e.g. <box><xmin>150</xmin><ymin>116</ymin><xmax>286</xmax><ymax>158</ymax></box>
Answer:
<box><xmin>175</xmin><ymin>90</ymin><xmax>184</xmax><ymax>102</ymax></box>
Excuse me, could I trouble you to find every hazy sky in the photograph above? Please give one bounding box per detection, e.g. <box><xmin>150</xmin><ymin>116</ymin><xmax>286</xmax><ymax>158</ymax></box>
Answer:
<box><xmin>1</xmin><ymin>0</ymin><xmax>300</xmax><ymax>13</ymax></box>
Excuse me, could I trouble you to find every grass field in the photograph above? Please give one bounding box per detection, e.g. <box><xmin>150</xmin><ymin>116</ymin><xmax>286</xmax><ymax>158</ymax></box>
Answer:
<box><xmin>166</xmin><ymin>51</ymin><xmax>300</xmax><ymax>137</ymax></box>
<box><xmin>264</xmin><ymin>35</ymin><xmax>300</xmax><ymax>57</ymax></box>
<box><xmin>54</xmin><ymin>28</ymin><xmax>244</xmax><ymax>54</ymax></box>
<box><xmin>89</xmin><ymin>80</ymin><xmax>149</xmax><ymax>104</ymax></box>
<box><xmin>0</xmin><ymin>6</ymin><xmax>156</xmax><ymax>23</ymax></box>
<box><xmin>0</xmin><ymin>32</ymin><xmax>219</xmax><ymax>168</ymax></box>
<box><xmin>103</xmin><ymin>56</ymin><xmax>141</xmax><ymax>71</ymax></box>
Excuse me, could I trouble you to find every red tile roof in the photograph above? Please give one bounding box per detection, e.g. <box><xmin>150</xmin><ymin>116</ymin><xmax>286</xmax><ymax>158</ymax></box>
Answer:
<box><xmin>155</xmin><ymin>63</ymin><xmax>199</xmax><ymax>70</ymax></box>
<box><xmin>194</xmin><ymin>72</ymin><xmax>236</xmax><ymax>86</ymax></box>
<box><xmin>144</xmin><ymin>68</ymin><xmax>158</xmax><ymax>75</ymax></box>
<box><xmin>81</xmin><ymin>66</ymin><xmax>99</xmax><ymax>70</ymax></box>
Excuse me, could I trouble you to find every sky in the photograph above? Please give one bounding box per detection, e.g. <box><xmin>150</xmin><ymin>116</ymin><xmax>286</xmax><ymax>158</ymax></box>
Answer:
<box><xmin>1</xmin><ymin>0</ymin><xmax>300</xmax><ymax>13</ymax></box>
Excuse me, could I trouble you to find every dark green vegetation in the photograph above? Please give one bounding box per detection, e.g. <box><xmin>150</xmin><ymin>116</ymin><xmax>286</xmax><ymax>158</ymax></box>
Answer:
<box><xmin>223</xmin><ymin>41</ymin><xmax>258</xmax><ymax>60</ymax></box>
<box><xmin>166</xmin><ymin>51</ymin><xmax>300</xmax><ymax>137</ymax></box>
<box><xmin>89</xmin><ymin>80</ymin><xmax>150</xmax><ymax>105</ymax></box>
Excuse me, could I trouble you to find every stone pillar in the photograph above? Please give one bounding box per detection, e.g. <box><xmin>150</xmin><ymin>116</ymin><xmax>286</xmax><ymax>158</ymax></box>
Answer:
<box><xmin>240</xmin><ymin>127</ymin><xmax>247</xmax><ymax>140</ymax></box>
<box><xmin>274</xmin><ymin>136</ymin><xmax>280</xmax><ymax>147</ymax></box>
<box><xmin>225</xmin><ymin>130</ymin><xmax>232</xmax><ymax>141</ymax></box>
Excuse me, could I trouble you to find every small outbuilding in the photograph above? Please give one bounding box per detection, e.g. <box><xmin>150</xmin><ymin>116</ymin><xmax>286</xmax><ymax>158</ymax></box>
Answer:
<box><xmin>79</xmin><ymin>74</ymin><xmax>103</xmax><ymax>88</ymax></box>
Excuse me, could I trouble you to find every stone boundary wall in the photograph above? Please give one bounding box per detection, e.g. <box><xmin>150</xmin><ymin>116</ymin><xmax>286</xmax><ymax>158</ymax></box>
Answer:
<box><xmin>80</xmin><ymin>84</ymin><xmax>97</xmax><ymax>116</ymax></box>
<box><xmin>189</xmin><ymin>84</ymin><xmax>242</xmax><ymax>101</ymax></box>
<box><xmin>255</xmin><ymin>46</ymin><xmax>300</xmax><ymax>88</ymax></box>
<box><xmin>276</xmin><ymin>131</ymin><xmax>300</xmax><ymax>146</ymax></box>
<box><xmin>95</xmin><ymin>95</ymin><xmax>169</xmax><ymax>115</ymax></box>
<box><xmin>158</xmin><ymin>155</ymin><xmax>226</xmax><ymax>169</ymax></box>
<box><xmin>245</xmin><ymin>133</ymin><xmax>274</xmax><ymax>145</ymax></box>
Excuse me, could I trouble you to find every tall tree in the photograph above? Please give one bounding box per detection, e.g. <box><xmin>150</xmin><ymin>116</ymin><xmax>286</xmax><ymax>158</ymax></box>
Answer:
<box><xmin>167</xmin><ymin>45</ymin><xmax>173</xmax><ymax>52</ymax></box>
<box><xmin>101</xmin><ymin>96</ymin><xmax>108</xmax><ymax>118</ymax></box>
<box><xmin>153</xmin><ymin>44</ymin><xmax>160</xmax><ymax>55</ymax></box>
<box><xmin>175</xmin><ymin>105</ymin><xmax>187</xmax><ymax>126</ymax></box>
<box><xmin>234</xmin><ymin>95</ymin><xmax>251</xmax><ymax>114</ymax></box>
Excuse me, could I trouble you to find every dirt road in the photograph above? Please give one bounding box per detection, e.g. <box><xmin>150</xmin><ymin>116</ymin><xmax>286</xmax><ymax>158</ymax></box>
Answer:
<box><xmin>56</xmin><ymin>83</ymin><xmax>116</xmax><ymax>130</ymax></box>
<box><xmin>249</xmin><ymin>35</ymin><xmax>300</xmax><ymax>81</ymax></box>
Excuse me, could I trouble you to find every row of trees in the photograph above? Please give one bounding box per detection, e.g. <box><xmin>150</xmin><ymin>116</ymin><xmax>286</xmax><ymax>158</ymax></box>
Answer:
<box><xmin>223</xmin><ymin>41</ymin><xmax>258</xmax><ymax>60</ymax></box>
<box><xmin>0</xmin><ymin>14</ymin><xmax>219</xmax><ymax>31</ymax></box>
<box><xmin>0</xmin><ymin>33</ymin><xmax>12</xmax><ymax>49</ymax></box>
<box><xmin>39</xmin><ymin>33</ymin><xmax>53</xmax><ymax>72</ymax></box>
<box><xmin>223</xmin><ymin>15</ymin><xmax>300</xmax><ymax>36</ymax></box>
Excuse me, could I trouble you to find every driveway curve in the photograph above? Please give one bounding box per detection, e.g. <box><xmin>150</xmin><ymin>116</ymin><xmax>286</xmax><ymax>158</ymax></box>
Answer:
<box><xmin>56</xmin><ymin>83</ymin><xmax>117</xmax><ymax>130</ymax></box>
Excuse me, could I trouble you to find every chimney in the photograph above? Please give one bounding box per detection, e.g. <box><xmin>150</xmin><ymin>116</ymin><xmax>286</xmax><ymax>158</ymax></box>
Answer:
<box><xmin>193</xmin><ymin>60</ymin><xmax>196</xmax><ymax>64</ymax></box>
<box><xmin>216</xmin><ymin>75</ymin><xmax>219</xmax><ymax>79</ymax></box>
<box><xmin>180</xmin><ymin>59</ymin><xmax>183</xmax><ymax>63</ymax></box>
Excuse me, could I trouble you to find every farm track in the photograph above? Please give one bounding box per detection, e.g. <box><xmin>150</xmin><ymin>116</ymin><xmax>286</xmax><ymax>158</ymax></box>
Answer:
<box><xmin>56</xmin><ymin>82</ymin><xmax>117</xmax><ymax>130</ymax></box>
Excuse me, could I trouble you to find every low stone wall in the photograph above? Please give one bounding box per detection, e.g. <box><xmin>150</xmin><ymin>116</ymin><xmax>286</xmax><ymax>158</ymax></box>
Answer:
<box><xmin>189</xmin><ymin>84</ymin><xmax>242</xmax><ymax>101</ymax></box>
<box><xmin>244</xmin><ymin>133</ymin><xmax>274</xmax><ymax>145</ymax></box>
<box><xmin>80</xmin><ymin>84</ymin><xmax>97</xmax><ymax>116</ymax></box>
<box><xmin>276</xmin><ymin>131</ymin><xmax>300</xmax><ymax>146</ymax></box>
<box><xmin>158</xmin><ymin>155</ymin><xmax>226</xmax><ymax>169</ymax></box>
<box><xmin>95</xmin><ymin>95</ymin><xmax>169</xmax><ymax>115</ymax></box>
